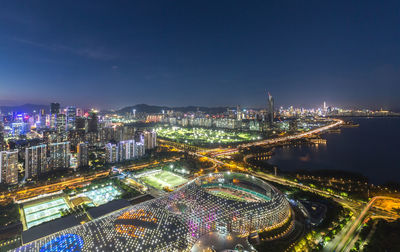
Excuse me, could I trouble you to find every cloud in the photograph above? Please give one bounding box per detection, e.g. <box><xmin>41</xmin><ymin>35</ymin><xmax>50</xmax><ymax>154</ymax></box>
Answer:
<box><xmin>13</xmin><ymin>37</ymin><xmax>117</xmax><ymax>60</ymax></box>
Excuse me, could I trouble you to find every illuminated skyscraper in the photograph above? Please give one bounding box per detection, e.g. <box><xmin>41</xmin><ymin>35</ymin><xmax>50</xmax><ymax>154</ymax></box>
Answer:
<box><xmin>118</xmin><ymin>139</ymin><xmax>135</xmax><ymax>161</ymax></box>
<box><xmin>0</xmin><ymin>150</ymin><xmax>18</xmax><ymax>185</ymax></box>
<box><xmin>135</xmin><ymin>141</ymin><xmax>145</xmax><ymax>157</ymax></box>
<box><xmin>25</xmin><ymin>144</ymin><xmax>48</xmax><ymax>178</ymax></box>
<box><xmin>106</xmin><ymin>139</ymin><xmax>144</xmax><ymax>164</ymax></box>
<box><xmin>105</xmin><ymin>143</ymin><xmax>118</xmax><ymax>163</ymax></box>
<box><xmin>76</xmin><ymin>108</ymin><xmax>83</xmax><ymax>117</ymax></box>
<box><xmin>236</xmin><ymin>105</ymin><xmax>242</xmax><ymax>121</ymax></box>
<box><xmin>39</xmin><ymin>109</ymin><xmax>46</xmax><ymax>128</ymax></box>
<box><xmin>48</xmin><ymin>142</ymin><xmax>70</xmax><ymax>170</ymax></box>
<box><xmin>66</xmin><ymin>106</ymin><xmax>77</xmax><ymax>130</ymax></box>
<box><xmin>56</xmin><ymin>114</ymin><xmax>66</xmax><ymax>133</ymax></box>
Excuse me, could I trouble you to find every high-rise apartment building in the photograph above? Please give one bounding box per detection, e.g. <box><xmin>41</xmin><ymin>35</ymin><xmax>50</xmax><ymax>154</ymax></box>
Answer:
<box><xmin>0</xmin><ymin>150</ymin><xmax>18</xmax><ymax>185</ymax></box>
<box><xmin>105</xmin><ymin>143</ymin><xmax>118</xmax><ymax>163</ymax></box>
<box><xmin>25</xmin><ymin>144</ymin><xmax>48</xmax><ymax>178</ymax></box>
<box><xmin>105</xmin><ymin>139</ymin><xmax>145</xmax><ymax>164</ymax></box>
<box><xmin>48</xmin><ymin>142</ymin><xmax>70</xmax><ymax>170</ymax></box>
<box><xmin>118</xmin><ymin>139</ymin><xmax>135</xmax><ymax>161</ymax></box>
<box><xmin>56</xmin><ymin>114</ymin><xmax>66</xmax><ymax>133</ymax></box>
<box><xmin>77</xmin><ymin>143</ymin><xmax>88</xmax><ymax>168</ymax></box>
<box><xmin>144</xmin><ymin>131</ymin><xmax>157</xmax><ymax>150</ymax></box>
<box><xmin>135</xmin><ymin>141</ymin><xmax>145</xmax><ymax>157</ymax></box>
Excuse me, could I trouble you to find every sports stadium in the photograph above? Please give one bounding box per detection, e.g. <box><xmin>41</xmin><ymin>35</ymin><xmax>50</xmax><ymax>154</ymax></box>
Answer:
<box><xmin>15</xmin><ymin>172</ymin><xmax>292</xmax><ymax>252</ymax></box>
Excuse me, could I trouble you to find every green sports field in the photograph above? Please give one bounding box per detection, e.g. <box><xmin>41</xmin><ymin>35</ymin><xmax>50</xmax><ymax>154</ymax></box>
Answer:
<box><xmin>141</xmin><ymin>171</ymin><xmax>188</xmax><ymax>190</ymax></box>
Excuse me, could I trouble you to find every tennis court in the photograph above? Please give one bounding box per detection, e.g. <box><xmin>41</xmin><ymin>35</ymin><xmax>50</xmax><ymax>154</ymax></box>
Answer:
<box><xmin>23</xmin><ymin>198</ymin><xmax>69</xmax><ymax>229</ymax></box>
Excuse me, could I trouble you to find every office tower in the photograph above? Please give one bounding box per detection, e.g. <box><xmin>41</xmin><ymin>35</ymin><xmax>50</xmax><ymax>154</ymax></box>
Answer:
<box><xmin>323</xmin><ymin>101</ymin><xmax>328</xmax><ymax>115</ymax></box>
<box><xmin>77</xmin><ymin>143</ymin><xmax>88</xmax><ymax>168</ymax></box>
<box><xmin>76</xmin><ymin>108</ymin><xmax>83</xmax><ymax>117</ymax></box>
<box><xmin>56</xmin><ymin>114</ymin><xmax>66</xmax><ymax>133</ymax></box>
<box><xmin>66</xmin><ymin>106</ymin><xmax>77</xmax><ymax>131</ymax></box>
<box><xmin>50</xmin><ymin>102</ymin><xmax>61</xmax><ymax>129</ymax></box>
<box><xmin>144</xmin><ymin>131</ymin><xmax>157</xmax><ymax>150</ymax></box>
<box><xmin>25</xmin><ymin>144</ymin><xmax>48</xmax><ymax>178</ymax></box>
<box><xmin>0</xmin><ymin>150</ymin><xmax>18</xmax><ymax>185</ymax></box>
<box><xmin>48</xmin><ymin>142</ymin><xmax>70</xmax><ymax>170</ymax></box>
<box><xmin>236</xmin><ymin>105</ymin><xmax>241</xmax><ymax>121</ymax></box>
<box><xmin>118</xmin><ymin>139</ymin><xmax>135</xmax><ymax>161</ymax></box>
<box><xmin>267</xmin><ymin>92</ymin><xmax>275</xmax><ymax>126</ymax></box>
<box><xmin>11</xmin><ymin>122</ymin><xmax>30</xmax><ymax>136</ymax></box>
<box><xmin>39</xmin><ymin>109</ymin><xmax>46</xmax><ymax>128</ymax></box>
<box><xmin>105</xmin><ymin>143</ymin><xmax>118</xmax><ymax>163</ymax></box>
<box><xmin>87</xmin><ymin>111</ymin><xmax>98</xmax><ymax>133</ymax></box>
<box><xmin>50</xmin><ymin>103</ymin><xmax>60</xmax><ymax>115</ymax></box>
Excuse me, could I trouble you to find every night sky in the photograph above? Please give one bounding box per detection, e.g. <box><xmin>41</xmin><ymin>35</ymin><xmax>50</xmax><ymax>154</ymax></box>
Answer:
<box><xmin>0</xmin><ymin>1</ymin><xmax>399</xmax><ymax>110</ymax></box>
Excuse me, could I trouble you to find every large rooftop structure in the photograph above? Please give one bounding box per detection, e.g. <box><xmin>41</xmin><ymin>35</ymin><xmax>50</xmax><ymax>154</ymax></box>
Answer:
<box><xmin>15</xmin><ymin>172</ymin><xmax>291</xmax><ymax>252</ymax></box>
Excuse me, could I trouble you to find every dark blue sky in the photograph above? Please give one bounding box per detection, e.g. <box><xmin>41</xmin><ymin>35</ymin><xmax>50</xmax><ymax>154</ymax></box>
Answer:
<box><xmin>0</xmin><ymin>1</ymin><xmax>399</xmax><ymax>110</ymax></box>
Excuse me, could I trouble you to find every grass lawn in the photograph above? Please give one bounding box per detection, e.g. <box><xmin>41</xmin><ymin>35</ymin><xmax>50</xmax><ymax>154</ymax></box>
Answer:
<box><xmin>141</xmin><ymin>171</ymin><xmax>187</xmax><ymax>190</ymax></box>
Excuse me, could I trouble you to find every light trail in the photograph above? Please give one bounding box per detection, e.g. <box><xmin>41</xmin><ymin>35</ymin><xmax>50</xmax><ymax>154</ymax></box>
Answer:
<box><xmin>336</xmin><ymin>196</ymin><xmax>400</xmax><ymax>251</ymax></box>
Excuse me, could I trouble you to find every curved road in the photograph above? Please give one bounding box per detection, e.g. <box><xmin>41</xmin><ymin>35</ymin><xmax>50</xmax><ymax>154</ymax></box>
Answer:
<box><xmin>337</xmin><ymin>196</ymin><xmax>400</xmax><ymax>252</ymax></box>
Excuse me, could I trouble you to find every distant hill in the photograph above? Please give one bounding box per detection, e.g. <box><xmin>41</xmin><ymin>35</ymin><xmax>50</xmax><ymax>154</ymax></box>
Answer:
<box><xmin>117</xmin><ymin>104</ymin><xmax>232</xmax><ymax>114</ymax></box>
<box><xmin>0</xmin><ymin>104</ymin><xmax>49</xmax><ymax>114</ymax></box>
<box><xmin>0</xmin><ymin>103</ymin><xmax>256</xmax><ymax>115</ymax></box>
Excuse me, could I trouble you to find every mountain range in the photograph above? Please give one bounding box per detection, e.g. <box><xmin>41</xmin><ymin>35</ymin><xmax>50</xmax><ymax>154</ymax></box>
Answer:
<box><xmin>0</xmin><ymin>103</ymin><xmax>234</xmax><ymax>115</ymax></box>
<box><xmin>116</xmin><ymin>104</ymin><xmax>233</xmax><ymax>114</ymax></box>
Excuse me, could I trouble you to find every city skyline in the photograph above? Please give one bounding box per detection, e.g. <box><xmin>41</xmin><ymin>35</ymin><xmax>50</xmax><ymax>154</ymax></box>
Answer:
<box><xmin>2</xmin><ymin>2</ymin><xmax>400</xmax><ymax>251</ymax></box>
<box><xmin>1</xmin><ymin>1</ymin><xmax>399</xmax><ymax>109</ymax></box>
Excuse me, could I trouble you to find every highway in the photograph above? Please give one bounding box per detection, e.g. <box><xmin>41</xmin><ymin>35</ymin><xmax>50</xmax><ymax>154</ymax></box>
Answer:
<box><xmin>208</xmin><ymin>118</ymin><xmax>343</xmax><ymax>157</ymax></box>
<box><xmin>335</xmin><ymin>196</ymin><xmax>400</xmax><ymax>252</ymax></box>
<box><xmin>0</xmin><ymin>158</ymin><xmax>178</xmax><ymax>204</ymax></box>
<box><xmin>242</xmin><ymin>118</ymin><xmax>343</xmax><ymax>147</ymax></box>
